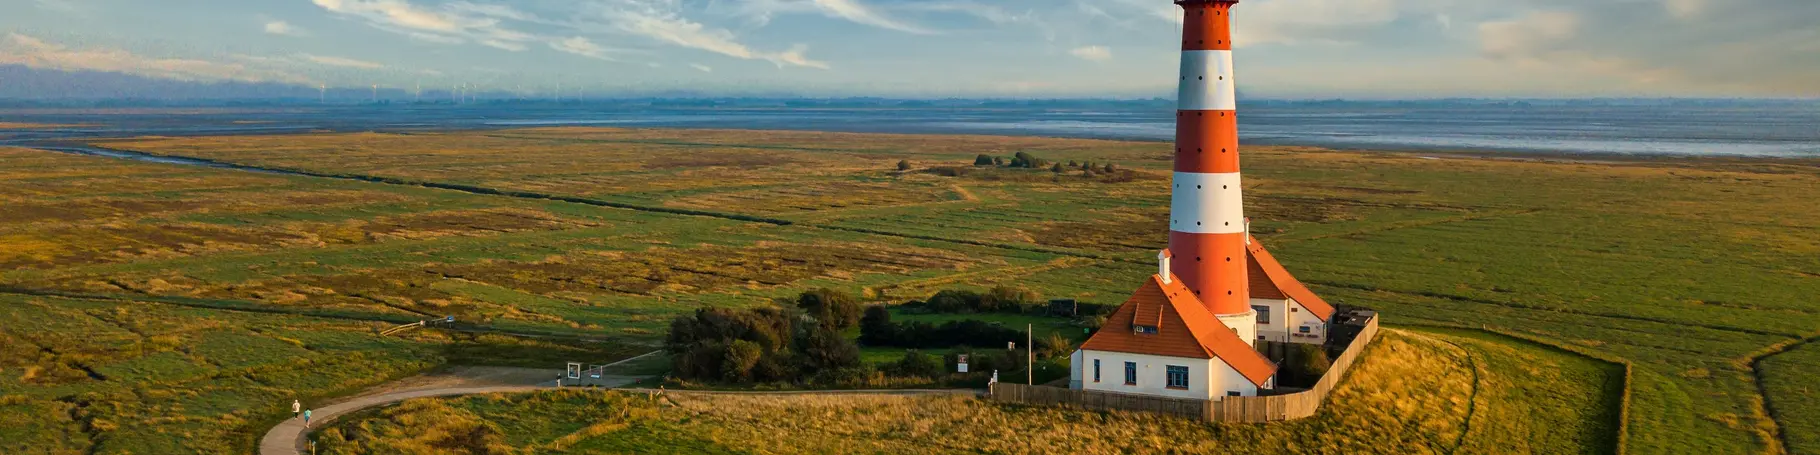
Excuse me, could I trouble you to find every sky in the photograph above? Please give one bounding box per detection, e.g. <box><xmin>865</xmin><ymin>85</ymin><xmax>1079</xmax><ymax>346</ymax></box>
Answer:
<box><xmin>1</xmin><ymin>0</ymin><xmax>1817</xmax><ymax>99</ymax></box>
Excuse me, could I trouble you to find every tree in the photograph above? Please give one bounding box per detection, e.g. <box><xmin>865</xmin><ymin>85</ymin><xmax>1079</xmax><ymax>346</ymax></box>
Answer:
<box><xmin>796</xmin><ymin>326</ymin><xmax>861</xmax><ymax>372</ymax></box>
<box><xmin>896</xmin><ymin>159</ymin><xmax>912</xmax><ymax>171</ymax></box>
<box><xmin>722</xmin><ymin>340</ymin><xmax>763</xmax><ymax>382</ymax></box>
<box><xmin>796</xmin><ymin>288</ymin><xmax>862</xmax><ymax>330</ymax></box>
<box><xmin>859</xmin><ymin>305</ymin><xmax>896</xmax><ymax>346</ymax></box>
<box><xmin>982</xmin><ymin>285</ymin><xmax>1039</xmax><ymax>312</ymax></box>
<box><xmin>974</xmin><ymin>154</ymin><xmax>995</xmax><ymax>166</ymax></box>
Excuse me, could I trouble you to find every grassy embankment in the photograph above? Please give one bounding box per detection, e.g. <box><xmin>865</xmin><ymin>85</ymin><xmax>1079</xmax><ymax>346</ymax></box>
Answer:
<box><xmin>312</xmin><ymin>328</ymin><xmax>1621</xmax><ymax>454</ymax></box>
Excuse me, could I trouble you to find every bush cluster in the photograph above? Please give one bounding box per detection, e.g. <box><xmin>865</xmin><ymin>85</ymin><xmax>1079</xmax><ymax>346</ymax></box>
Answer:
<box><xmin>908</xmin><ymin>286</ymin><xmax>1041</xmax><ymax>314</ymax></box>
<box><xmin>666</xmin><ymin>289</ymin><xmax>869</xmax><ymax>384</ymax></box>
<box><xmin>860</xmin><ymin>305</ymin><xmax>1075</xmax><ymax>358</ymax></box>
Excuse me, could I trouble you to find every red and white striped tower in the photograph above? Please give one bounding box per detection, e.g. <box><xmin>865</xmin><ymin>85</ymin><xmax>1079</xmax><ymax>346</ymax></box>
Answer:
<box><xmin>1169</xmin><ymin>0</ymin><xmax>1257</xmax><ymax>345</ymax></box>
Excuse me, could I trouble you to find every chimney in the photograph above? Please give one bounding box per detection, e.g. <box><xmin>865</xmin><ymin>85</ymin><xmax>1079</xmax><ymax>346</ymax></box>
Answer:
<box><xmin>1158</xmin><ymin>249</ymin><xmax>1173</xmax><ymax>284</ymax></box>
<box><xmin>1167</xmin><ymin>0</ymin><xmax>1250</xmax><ymax>317</ymax></box>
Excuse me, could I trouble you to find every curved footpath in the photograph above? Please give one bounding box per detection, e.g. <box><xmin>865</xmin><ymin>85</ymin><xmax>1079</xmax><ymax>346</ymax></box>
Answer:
<box><xmin>261</xmin><ymin>372</ymin><xmax>979</xmax><ymax>454</ymax></box>
<box><xmin>260</xmin><ymin>384</ymin><xmax>557</xmax><ymax>455</ymax></box>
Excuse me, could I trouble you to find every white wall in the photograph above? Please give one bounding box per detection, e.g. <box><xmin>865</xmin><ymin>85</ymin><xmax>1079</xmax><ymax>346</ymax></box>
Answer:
<box><xmin>1251</xmin><ymin>298</ymin><xmax>1289</xmax><ymax>343</ymax></box>
<box><xmin>1068</xmin><ymin>350</ymin><xmax>1084</xmax><ymax>389</ymax></box>
<box><xmin>1287</xmin><ymin>299</ymin><xmax>1328</xmax><ymax>344</ymax></box>
<box><xmin>1254</xmin><ymin>298</ymin><xmax>1327</xmax><ymax>344</ymax></box>
<box><xmin>1076</xmin><ymin>350</ymin><xmax>1260</xmax><ymax>400</ymax></box>
<box><xmin>1216</xmin><ymin>309</ymin><xmax>1259</xmax><ymax>347</ymax></box>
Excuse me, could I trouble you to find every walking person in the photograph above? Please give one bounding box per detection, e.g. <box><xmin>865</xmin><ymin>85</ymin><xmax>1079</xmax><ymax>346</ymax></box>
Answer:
<box><xmin>292</xmin><ymin>399</ymin><xmax>301</xmax><ymax>419</ymax></box>
<box><xmin>303</xmin><ymin>409</ymin><xmax>312</xmax><ymax>428</ymax></box>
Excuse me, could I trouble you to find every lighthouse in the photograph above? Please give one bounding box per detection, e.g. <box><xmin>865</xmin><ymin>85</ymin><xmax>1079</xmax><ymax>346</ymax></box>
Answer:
<box><xmin>1067</xmin><ymin>0</ymin><xmax>1352</xmax><ymax>400</ymax></box>
<box><xmin>1168</xmin><ymin>0</ymin><xmax>1257</xmax><ymax>345</ymax></box>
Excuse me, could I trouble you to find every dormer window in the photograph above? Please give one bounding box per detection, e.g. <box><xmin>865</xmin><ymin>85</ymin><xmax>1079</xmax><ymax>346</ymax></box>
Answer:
<box><xmin>1134</xmin><ymin>325</ymin><xmax>1159</xmax><ymax>334</ymax></box>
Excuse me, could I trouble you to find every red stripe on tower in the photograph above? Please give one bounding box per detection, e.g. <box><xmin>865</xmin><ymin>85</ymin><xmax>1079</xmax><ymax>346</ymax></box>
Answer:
<box><xmin>1169</xmin><ymin>0</ymin><xmax>1249</xmax><ymax>321</ymax></box>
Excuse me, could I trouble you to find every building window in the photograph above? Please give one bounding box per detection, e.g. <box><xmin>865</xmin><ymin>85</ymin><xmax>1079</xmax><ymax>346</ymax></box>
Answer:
<box><xmin>1291</xmin><ymin>307</ymin><xmax>1299</xmax><ymax>313</ymax></box>
<box><xmin>1093</xmin><ymin>359</ymin><xmax>1101</xmax><ymax>383</ymax></box>
<box><xmin>1134</xmin><ymin>325</ymin><xmax>1157</xmax><ymax>334</ymax></box>
<box><xmin>1254</xmin><ymin>305</ymin><xmax>1270</xmax><ymax>324</ymax></box>
<box><xmin>1124</xmin><ymin>362</ymin><xmax>1137</xmax><ymax>385</ymax></box>
<box><xmin>1227</xmin><ymin>391</ymin><xmax>1242</xmax><ymax>397</ymax></box>
<box><xmin>1299</xmin><ymin>326</ymin><xmax>1312</xmax><ymax>333</ymax></box>
<box><xmin>1166</xmin><ymin>365</ymin><xmax>1189</xmax><ymax>389</ymax></box>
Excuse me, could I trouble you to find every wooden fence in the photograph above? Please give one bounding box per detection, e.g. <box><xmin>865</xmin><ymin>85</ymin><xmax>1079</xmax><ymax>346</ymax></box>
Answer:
<box><xmin>990</xmin><ymin>314</ymin><xmax>1379</xmax><ymax>423</ymax></box>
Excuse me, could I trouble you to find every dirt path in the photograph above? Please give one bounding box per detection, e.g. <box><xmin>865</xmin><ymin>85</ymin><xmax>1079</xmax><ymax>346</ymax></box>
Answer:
<box><xmin>258</xmin><ymin>366</ymin><xmax>638</xmax><ymax>455</ymax></box>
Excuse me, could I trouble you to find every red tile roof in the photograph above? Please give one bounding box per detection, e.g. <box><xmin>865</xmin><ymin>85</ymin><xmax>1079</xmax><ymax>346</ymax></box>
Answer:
<box><xmin>1080</xmin><ymin>273</ymin><xmax>1278</xmax><ymax>387</ymax></box>
<box><xmin>1245</xmin><ymin>237</ymin><xmax>1335</xmax><ymax>322</ymax></box>
<box><xmin>1246</xmin><ymin>253</ymin><xmax>1287</xmax><ymax>300</ymax></box>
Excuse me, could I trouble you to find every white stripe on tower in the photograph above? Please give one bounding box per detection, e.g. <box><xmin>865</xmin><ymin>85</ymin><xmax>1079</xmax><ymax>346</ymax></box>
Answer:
<box><xmin>1177</xmin><ymin>50</ymin><xmax>1235</xmax><ymax>111</ymax></box>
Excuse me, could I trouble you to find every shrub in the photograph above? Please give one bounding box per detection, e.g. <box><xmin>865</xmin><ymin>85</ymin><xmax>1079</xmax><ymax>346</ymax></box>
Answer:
<box><xmin>1051</xmin><ymin>163</ymin><xmax>1064</xmax><ymax>173</ymax></box>
<box><xmin>858</xmin><ymin>305</ymin><xmax>895</xmax><ymax>346</ymax></box>
<box><xmin>926</xmin><ymin>166</ymin><xmax>969</xmax><ymax>177</ymax></box>
<box><xmin>864</xmin><ymin>319</ymin><xmax>1025</xmax><ymax>350</ymax></box>
<box><xmin>796</xmin><ymin>288</ymin><xmax>862</xmax><ymax>331</ymax></box>
<box><xmin>795</xmin><ymin>326</ymin><xmax>861</xmax><ymax>373</ymax></box>
<box><xmin>896</xmin><ymin>160</ymin><xmax>911</xmax><ymax>171</ymax></box>
<box><xmin>723</xmin><ymin>340</ymin><xmax>763</xmax><ymax>382</ymax></box>
<box><xmin>1010</xmin><ymin>152</ymin><xmax>1047</xmax><ymax>169</ymax></box>
<box><xmin>974</xmin><ymin>154</ymin><xmax>995</xmax><ymax>166</ymax></box>
<box><xmin>887</xmin><ymin>350</ymin><xmax>946</xmax><ymax>378</ymax></box>
<box><xmin>1038</xmin><ymin>332</ymin><xmax>1075</xmax><ymax>359</ymax></box>
<box><xmin>925</xmin><ymin>289</ymin><xmax>984</xmax><ymax>313</ymax></box>
<box><xmin>665</xmin><ymin>306</ymin><xmax>861</xmax><ymax>384</ymax></box>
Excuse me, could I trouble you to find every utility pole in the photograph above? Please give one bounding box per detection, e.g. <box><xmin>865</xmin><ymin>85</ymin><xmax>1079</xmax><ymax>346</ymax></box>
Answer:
<box><xmin>1027</xmin><ymin>323</ymin><xmax>1033</xmax><ymax>385</ymax></box>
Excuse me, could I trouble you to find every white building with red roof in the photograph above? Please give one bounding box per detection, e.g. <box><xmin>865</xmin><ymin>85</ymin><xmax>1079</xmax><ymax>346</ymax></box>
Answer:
<box><xmin>1068</xmin><ymin>251</ymin><xmax>1278</xmax><ymax>399</ymax></box>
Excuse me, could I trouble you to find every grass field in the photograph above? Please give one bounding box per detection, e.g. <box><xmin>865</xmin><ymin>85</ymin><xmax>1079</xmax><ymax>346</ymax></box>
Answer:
<box><xmin>1760</xmin><ymin>340</ymin><xmax>1820</xmax><ymax>455</ymax></box>
<box><xmin>311</xmin><ymin>328</ymin><xmax>1621</xmax><ymax>454</ymax></box>
<box><xmin>4</xmin><ymin>126</ymin><xmax>1817</xmax><ymax>454</ymax></box>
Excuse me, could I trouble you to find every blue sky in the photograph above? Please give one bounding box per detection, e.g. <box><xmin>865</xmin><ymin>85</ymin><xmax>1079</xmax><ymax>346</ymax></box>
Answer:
<box><xmin>2</xmin><ymin>0</ymin><xmax>1817</xmax><ymax>98</ymax></box>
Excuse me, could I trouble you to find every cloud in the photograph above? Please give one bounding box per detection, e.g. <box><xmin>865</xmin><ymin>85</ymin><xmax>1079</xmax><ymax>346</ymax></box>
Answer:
<box><xmin>1478</xmin><ymin>11</ymin><xmax>1581</xmax><ymax>59</ymax></box>
<box><xmin>604</xmin><ymin>3</ymin><xmax>830</xmax><ymax>69</ymax></box>
<box><xmin>735</xmin><ymin>0</ymin><xmax>934</xmax><ymax>34</ymax></box>
<box><xmin>264</xmin><ymin>20</ymin><xmax>308</xmax><ymax>37</ymax></box>
<box><xmin>300</xmin><ymin>54</ymin><xmax>384</xmax><ymax>69</ymax></box>
<box><xmin>33</xmin><ymin>0</ymin><xmax>88</xmax><ymax>14</ymax></box>
<box><xmin>807</xmin><ymin>0</ymin><xmax>935</xmax><ymax>34</ymax></box>
<box><xmin>766</xmin><ymin>44</ymin><xmax>830</xmax><ymax>69</ymax></box>
<box><xmin>549</xmin><ymin>36</ymin><xmax>616</xmax><ymax>61</ymax></box>
<box><xmin>314</xmin><ymin>0</ymin><xmax>827</xmax><ymax>69</ymax></box>
<box><xmin>690</xmin><ymin>63</ymin><xmax>712</xmax><ymax>73</ymax></box>
<box><xmin>311</xmin><ymin>0</ymin><xmax>536</xmax><ymax>51</ymax></box>
<box><xmin>0</xmin><ymin>33</ymin><xmax>315</xmax><ymax>85</ymax></box>
<box><xmin>1662</xmin><ymin>0</ymin><xmax>1709</xmax><ymax>19</ymax></box>
<box><xmin>1070</xmin><ymin>45</ymin><xmax>1112</xmax><ymax>62</ymax></box>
